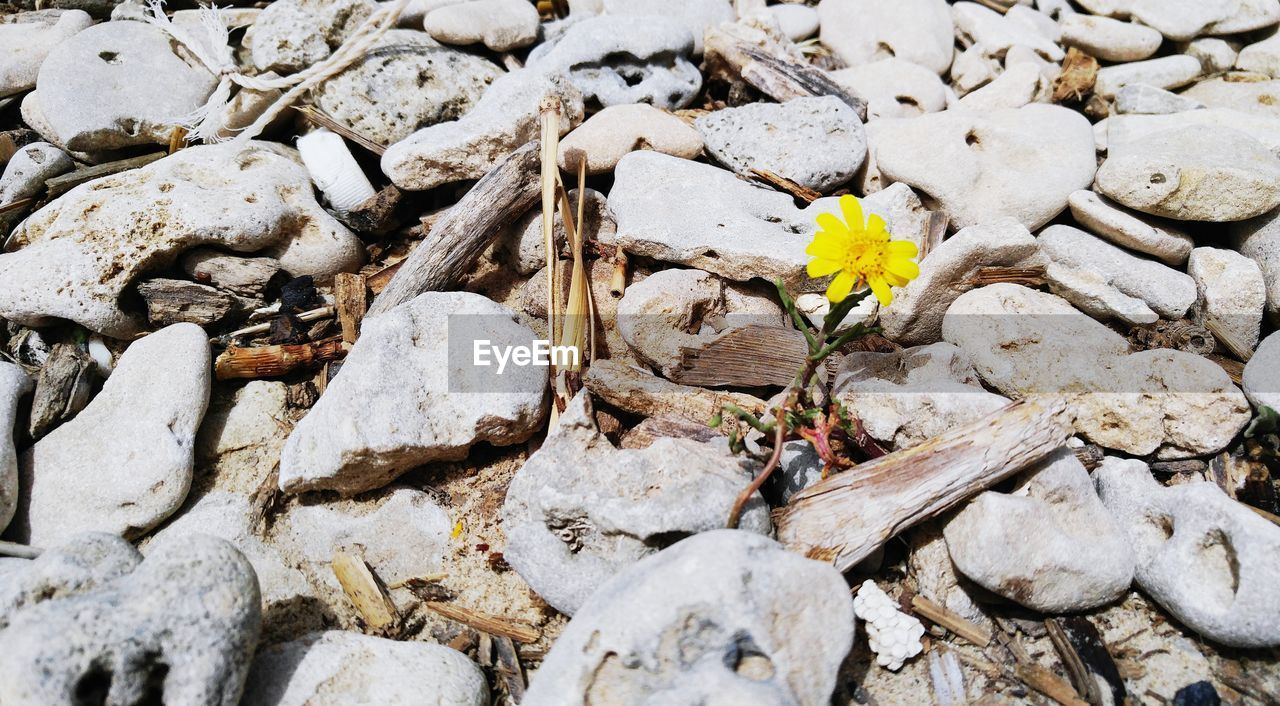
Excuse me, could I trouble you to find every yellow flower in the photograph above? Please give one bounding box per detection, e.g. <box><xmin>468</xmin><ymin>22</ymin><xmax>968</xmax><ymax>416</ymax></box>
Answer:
<box><xmin>806</xmin><ymin>195</ymin><xmax>920</xmax><ymax>306</ymax></box>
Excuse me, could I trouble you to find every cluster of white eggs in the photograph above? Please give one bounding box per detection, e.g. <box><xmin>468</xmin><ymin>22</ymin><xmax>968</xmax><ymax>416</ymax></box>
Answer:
<box><xmin>853</xmin><ymin>579</ymin><xmax>926</xmax><ymax>671</ymax></box>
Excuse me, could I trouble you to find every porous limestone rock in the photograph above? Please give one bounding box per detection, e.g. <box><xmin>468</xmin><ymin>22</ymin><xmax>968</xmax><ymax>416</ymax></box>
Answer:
<box><xmin>817</xmin><ymin>0</ymin><xmax>954</xmax><ymax>75</ymax></box>
<box><xmin>245</xmin><ymin>0</ymin><xmax>376</xmax><ymax>74</ymax></box>
<box><xmin>1188</xmin><ymin>247</ymin><xmax>1266</xmax><ymax>354</ymax></box>
<box><xmin>1067</xmin><ymin>190</ymin><xmax>1195</xmax><ymax>266</ymax></box>
<box><xmin>0</xmin><ymin>9</ymin><xmax>92</xmax><ymax>98</ymax></box>
<box><xmin>557</xmin><ymin>103</ymin><xmax>703</xmax><ymax>175</ymax></box>
<box><xmin>0</xmin><ymin>363</ymin><xmax>32</xmax><ymax>533</ymax></box>
<box><xmin>828</xmin><ymin>59</ymin><xmax>948</xmax><ymax>121</ymax></box>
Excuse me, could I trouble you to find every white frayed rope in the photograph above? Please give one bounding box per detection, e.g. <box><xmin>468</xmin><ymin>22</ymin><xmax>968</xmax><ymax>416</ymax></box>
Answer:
<box><xmin>145</xmin><ymin>0</ymin><xmax>410</xmax><ymax>144</ymax></box>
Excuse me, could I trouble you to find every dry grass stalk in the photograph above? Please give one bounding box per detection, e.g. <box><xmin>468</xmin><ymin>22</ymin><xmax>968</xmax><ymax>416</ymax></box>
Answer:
<box><xmin>910</xmin><ymin>595</ymin><xmax>992</xmax><ymax>647</ymax></box>
<box><xmin>423</xmin><ymin>601</ymin><xmax>541</xmax><ymax>643</ymax></box>
<box><xmin>294</xmin><ymin>104</ymin><xmax>386</xmax><ymax>155</ymax></box>
<box><xmin>1203</xmin><ymin>317</ymin><xmax>1254</xmax><ymax>362</ymax></box>
<box><xmin>224</xmin><ymin>305</ymin><xmax>335</xmax><ymax>339</ymax></box>
<box><xmin>1045</xmin><ymin>619</ymin><xmax>1103</xmax><ymax>705</ymax></box>
<box><xmin>775</xmin><ymin>398</ymin><xmax>1075</xmax><ymax>572</ymax></box>
<box><xmin>214</xmin><ymin>335</ymin><xmax>349</xmax><ymax>380</ymax></box>
<box><xmin>332</xmin><ymin>551</ymin><xmax>399</xmax><ymax>632</ymax></box>
<box><xmin>750</xmin><ymin>168</ymin><xmax>821</xmax><ymax>203</ymax></box>
<box><xmin>334</xmin><ymin>272</ymin><xmax>368</xmax><ymax>344</ymax></box>
<box><xmin>920</xmin><ymin>211</ymin><xmax>949</xmax><ymax>261</ymax></box>
<box><xmin>0</xmin><ymin>197</ymin><xmax>34</xmax><ymax>217</ymax></box>
<box><xmin>365</xmin><ymin>260</ymin><xmax>403</xmax><ymax>295</ymax></box>
<box><xmin>539</xmin><ymin>98</ymin><xmax>563</xmax><ymax>401</ymax></box>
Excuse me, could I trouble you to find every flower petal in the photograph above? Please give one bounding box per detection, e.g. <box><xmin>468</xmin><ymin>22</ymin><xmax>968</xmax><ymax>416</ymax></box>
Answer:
<box><xmin>886</xmin><ymin>240</ymin><xmax>919</xmax><ymax>257</ymax></box>
<box><xmin>864</xmin><ymin>213</ymin><xmax>890</xmax><ymax>241</ymax></box>
<box><xmin>839</xmin><ymin>195</ymin><xmax>865</xmax><ymax>233</ymax></box>
<box><xmin>806</xmin><ymin>231</ymin><xmax>848</xmax><ymax>260</ymax></box>
<box><xmin>815</xmin><ymin>212</ymin><xmax>850</xmax><ymax>238</ymax></box>
<box><xmin>807</xmin><ymin>257</ymin><xmax>843</xmax><ymax>278</ymax></box>
<box><xmin>826</xmin><ymin>271</ymin><xmax>856</xmax><ymax>303</ymax></box>
<box><xmin>868</xmin><ymin>277</ymin><xmax>893</xmax><ymax>306</ymax></box>
<box><xmin>885</xmin><ymin>257</ymin><xmax>920</xmax><ymax>281</ymax></box>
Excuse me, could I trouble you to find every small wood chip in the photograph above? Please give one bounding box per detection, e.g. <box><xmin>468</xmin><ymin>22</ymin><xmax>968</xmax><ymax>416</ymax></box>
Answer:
<box><xmin>911</xmin><ymin>595</ymin><xmax>992</xmax><ymax>647</ymax></box>
<box><xmin>137</xmin><ymin>278</ymin><xmax>239</xmax><ymax>327</ymax></box>
<box><xmin>214</xmin><ymin>336</ymin><xmax>349</xmax><ymax>380</ymax></box>
<box><xmin>751</xmin><ymin>168</ymin><xmax>822</xmax><ymax>203</ymax></box>
<box><xmin>963</xmin><ymin>265</ymin><xmax>1047</xmax><ymax>288</ymax></box>
<box><xmin>1053</xmin><ymin>48</ymin><xmax>1099</xmax><ymax>104</ymax></box>
<box><xmin>423</xmin><ymin>601</ymin><xmax>541</xmax><ymax>643</ymax></box>
<box><xmin>332</xmin><ymin>551</ymin><xmax>399</xmax><ymax>633</ymax></box>
<box><xmin>334</xmin><ymin>272</ymin><xmax>367</xmax><ymax>344</ymax></box>
<box><xmin>672</xmin><ymin>324</ymin><xmax>811</xmax><ymax>388</ymax></box>
<box><xmin>44</xmin><ymin>152</ymin><xmax>166</xmax><ymax>198</ymax></box>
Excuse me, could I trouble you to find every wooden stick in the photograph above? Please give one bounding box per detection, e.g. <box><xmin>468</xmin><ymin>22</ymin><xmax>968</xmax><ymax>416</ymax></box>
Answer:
<box><xmin>332</xmin><ymin>551</ymin><xmax>398</xmax><ymax>632</ymax></box>
<box><xmin>540</xmin><ymin>100</ymin><xmax>562</xmax><ymax>392</ymax></box>
<box><xmin>775</xmin><ymin>398</ymin><xmax>1074</xmax><ymax>571</ymax></box>
<box><xmin>0</xmin><ymin>197</ymin><xmax>34</xmax><ymax>217</ymax></box>
<box><xmin>294</xmin><ymin>104</ymin><xmax>386</xmax><ymax>155</ymax></box>
<box><xmin>44</xmin><ymin>152</ymin><xmax>166</xmax><ymax>198</ymax></box>
<box><xmin>423</xmin><ymin>601</ymin><xmax>541</xmax><ymax>643</ymax></box>
<box><xmin>751</xmin><ymin>168</ymin><xmax>822</xmax><ymax>202</ymax></box>
<box><xmin>367</xmin><ymin>140</ymin><xmax>542</xmax><ymax>316</ymax></box>
<box><xmin>222</xmin><ymin>305</ymin><xmax>334</xmax><ymax>340</ymax></box>
<box><xmin>1045</xmin><ymin>619</ymin><xmax>1105</xmax><ymax>706</ymax></box>
<box><xmin>910</xmin><ymin>595</ymin><xmax>992</xmax><ymax>648</ymax></box>
<box><xmin>215</xmin><ymin>336</ymin><xmax>349</xmax><ymax>380</ymax></box>
<box><xmin>0</xmin><ymin>540</ymin><xmax>42</xmax><ymax>559</ymax></box>
<box><xmin>334</xmin><ymin>272</ymin><xmax>367</xmax><ymax>344</ymax></box>
<box><xmin>1016</xmin><ymin>663</ymin><xmax>1092</xmax><ymax>706</ymax></box>
<box><xmin>583</xmin><ymin>360</ymin><xmax>767</xmax><ymax>426</ymax></box>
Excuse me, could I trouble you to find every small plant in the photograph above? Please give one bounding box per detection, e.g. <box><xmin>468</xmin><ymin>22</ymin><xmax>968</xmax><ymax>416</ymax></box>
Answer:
<box><xmin>717</xmin><ymin>195</ymin><xmax>920</xmax><ymax>528</ymax></box>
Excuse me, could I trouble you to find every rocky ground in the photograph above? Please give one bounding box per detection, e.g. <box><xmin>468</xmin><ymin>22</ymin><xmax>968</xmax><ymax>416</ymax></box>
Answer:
<box><xmin>2</xmin><ymin>0</ymin><xmax>1280</xmax><ymax>703</ymax></box>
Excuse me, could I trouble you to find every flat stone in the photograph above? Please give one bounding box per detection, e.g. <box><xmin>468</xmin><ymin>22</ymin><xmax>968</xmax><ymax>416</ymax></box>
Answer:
<box><xmin>314</xmin><ymin>30</ymin><xmax>500</xmax><ymax>146</ymax></box>
<box><xmin>1096</xmin><ymin>125</ymin><xmax>1280</xmax><ymax>222</ymax></box>
<box><xmin>599</xmin><ymin>0</ymin><xmax>731</xmax><ymax>54</ymax></box>
<box><xmin>1096</xmin><ymin>458</ymin><xmax>1280</xmax><ymax>647</ymax></box>
<box><xmin>604</xmin><ymin>151</ymin><xmax>906</xmax><ymax>288</ymax></box>
<box><xmin>1068</xmin><ymin>190</ymin><xmax>1195</xmax><ymax>265</ymax></box>
<box><xmin>527</xmin><ymin>16</ymin><xmax>700</xmax><ymax>110</ymax></box>
<box><xmin>953</xmin><ymin>2</ymin><xmax>1064</xmax><ymax>62</ymax></box>
<box><xmin>381</xmin><ymin>68</ymin><xmax>583</xmax><ymax>191</ymax></box>
<box><xmin>943</xmin><ymin>284</ymin><xmax>1251</xmax><ymax>457</ymax></box>
<box><xmin>880</xmin><ymin>219</ymin><xmax>1040</xmax><ymax>346</ymax></box>
<box><xmin>0</xmin><ymin>533</ymin><xmax>140</xmax><ymax>624</ymax></box>
<box><xmin>1205</xmin><ymin>0</ymin><xmax>1280</xmax><ymax>34</ymax></box>
<box><xmin>242</xmin><ymin>631</ymin><xmax>487</xmax><ymax>706</ymax></box>
<box><xmin>0</xmin><ymin>141</ymin><xmax>73</xmax><ymax>206</ymax></box>
<box><xmin>1040</xmin><ymin>224</ymin><xmax>1197</xmax><ymax>321</ymax></box>
<box><xmin>12</xmin><ymin>324</ymin><xmax>210</xmax><ymax>546</ymax></box>
<box><xmin>953</xmin><ymin>61</ymin><xmax>1050</xmax><ymax>111</ymax></box>
<box><xmin>1180</xmin><ymin>77</ymin><xmax>1280</xmax><ymax>119</ymax></box>
<box><xmin>1244</xmin><ymin>331</ymin><xmax>1280</xmax><ymax>410</ymax></box>
<box><xmin>1105</xmin><ymin>108</ymin><xmax>1280</xmax><ymax>156</ymax></box>
<box><xmin>1113</xmin><ymin>83</ymin><xmax>1206</xmax><ymax>115</ymax></box>
<box><xmin>828</xmin><ymin>59</ymin><xmax>948</xmax><ymax>121</ymax></box>
<box><xmin>1188</xmin><ymin>246</ymin><xmax>1266</xmax><ymax>353</ymax></box>
<box><xmin>1060</xmin><ymin>14</ymin><xmax>1162</xmax><ymax>62</ymax></box>
<box><xmin>944</xmin><ymin>449</ymin><xmax>1135</xmax><ymax>612</ymax></box>
<box><xmin>282</xmin><ymin>487</ymin><xmax>452</xmax><ymax>587</ymax></box>
<box><xmin>870</xmin><ymin>105</ymin><xmax>1096</xmax><ymax>230</ymax></box>
<box><xmin>1237</xmin><ymin>32</ymin><xmax>1280</xmax><ymax>77</ymax></box>
<box><xmin>833</xmin><ymin>343</ymin><xmax>1011</xmax><ymax>450</ymax></box>
<box><xmin>0</xmin><ymin>363</ymin><xmax>31</xmax><ymax>533</ymax></box>
<box><xmin>28</xmin><ymin>20</ymin><xmax>216</xmax><ymax>151</ymax></box>
<box><xmin>1232</xmin><ymin>207</ymin><xmax>1280</xmax><ymax>320</ymax></box>
<box><xmin>695</xmin><ymin>96</ymin><xmax>866</xmax><ymax>192</ymax></box>
<box><xmin>280</xmin><ymin>292</ymin><xmax>547</xmax><ymax>495</ymax></box>
<box><xmin>617</xmin><ymin>268</ymin><xmax>785</xmax><ymax>378</ymax></box>
<box><xmin>557</xmin><ymin>103</ymin><xmax>702</xmax><ymax>175</ymax></box>
<box><xmin>1127</xmin><ymin>0</ymin><xmax>1237</xmax><ymax>41</ymax></box>
<box><xmin>817</xmin><ymin>0</ymin><xmax>954</xmax><ymax>75</ymax></box>
<box><xmin>768</xmin><ymin>3</ymin><xmax>819</xmax><ymax>41</ymax></box>
<box><xmin>0</xmin><ymin>142</ymin><xmax>364</xmax><ymax>337</ymax></box>
<box><xmin>424</xmin><ymin>0</ymin><xmax>540</xmax><ymax>51</ymax></box>
<box><xmin>245</xmin><ymin>0</ymin><xmax>376</xmax><ymax>74</ymax></box>
<box><xmin>0</xmin><ymin>9</ymin><xmax>92</xmax><ymax>98</ymax></box>
<box><xmin>522</xmin><ymin>530</ymin><xmax>854</xmax><ymax>706</ymax></box>
<box><xmin>1094</xmin><ymin>55</ymin><xmax>1203</xmax><ymax>99</ymax></box>
<box><xmin>0</xmin><ymin>534</ymin><xmax>261</xmax><ymax>705</ymax></box>
<box><xmin>502</xmin><ymin>393</ymin><xmax>770</xmax><ymax>615</ymax></box>
<box><xmin>1181</xmin><ymin>37</ymin><xmax>1240</xmax><ymax>75</ymax></box>
<box><xmin>950</xmin><ymin>42</ymin><xmax>1002</xmax><ymax>96</ymax></box>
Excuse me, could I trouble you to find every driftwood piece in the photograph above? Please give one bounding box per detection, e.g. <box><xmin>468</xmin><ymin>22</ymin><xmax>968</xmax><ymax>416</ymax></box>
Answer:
<box><xmin>214</xmin><ymin>336</ymin><xmax>349</xmax><ymax>380</ymax></box>
<box><xmin>182</xmin><ymin>251</ymin><xmax>280</xmax><ymax>298</ymax></box>
<box><xmin>332</xmin><ymin>551</ymin><xmax>399</xmax><ymax>633</ymax></box>
<box><xmin>43</xmin><ymin>152</ymin><xmax>166</xmax><ymax>198</ymax></box>
<box><xmin>423</xmin><ymin>602</ymin><xmax>541</xmax><ymax>643</ymax></box>
<box><xmin>137</xmin><ymin>278</ymin><xmax>239</xmax><ymax>327</ymax></box>
<box><xmin>963</xmin><ymin>265</ymin><xmax>1047</xmax><ymax>288</ymax></box>
<box><xmin>672</xmin><ymin>324</ymin><xmax>810</xmax><ymax>388</ymax></box>
<box><xmin>28</xmin><ymin>343</ymin><xmax>95</xmax><ymax>440</ymax></box>
<box><xmin>751</xmin><ymin>168</ymin><xmax>821</xmax><ymax>203</ymax></box>
<box><xmin>583</xmin><ymin>360</ymin><xmax>768</xmax><ymax>425</ymax></box>
<box><xmin>368</xmin><ymin>140</ymin><xmax>543</xmax><ymax>316</ymax></box>
<box><xmin>911</xmin><ymin>595</ymin><xmax>992</xmax><ymax>648</ymax></box>
<box><xmin>338</xmin><ymin>183</ymin><xmax>403</xmax><ymax>235</ymax></box>
<box><xmin>334</xmin><ymin>273</ymin><xmax>367</xmax><ymax>344</ymax></box>
<box><xmin>619</xmin><ymin>415</ymin><xmax>725</xmax><ymax>449</ymax></box>
<box><xmin>775</xmin><ymin>398</ymin><xmax>1075</xmax><ymax>572</ymax></box>
<box><xmin>715</xmin><ymin>42</ymin><xmax>868</xmax><ymax>120</ymax></box>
